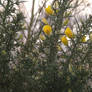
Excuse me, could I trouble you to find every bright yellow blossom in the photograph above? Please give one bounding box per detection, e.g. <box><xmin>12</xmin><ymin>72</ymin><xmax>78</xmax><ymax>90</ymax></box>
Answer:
<box><xmin>39</xmin><ymin>34</ymin><xmax>46</xmax><ymax>40</ymax></box>
<box><xmin>43</xmin><ymin>25</ymin><xmax>52</xmax><ymax>35</ymax></box>
<box><xmin>81</xmin><ymin>35</ymin><xmax>87</xmax><ymax>42</ymax></box>
<box><xmin>41</xmin><ymin>18</ymin><xmax>48</xmax><ymax>24</ymax></box>
<box><xmin>65</xmin><ymin>27</ymin><xmax>74</xmax><ymax>38</ymax></box>
<box><xmin>61</xmin><ymin>36</ymin><xmax>68</xmax><ymax>46</ymax></box>
<box><xmin>45</xmin><ymin>6</ymin><xmax>54</xmax><ymax>15</ymax></box>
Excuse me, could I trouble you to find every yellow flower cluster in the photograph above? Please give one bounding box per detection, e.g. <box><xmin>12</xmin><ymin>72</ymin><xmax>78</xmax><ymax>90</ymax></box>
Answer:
<box><xmin>60</xmin><ymin>27</ymin><xmax>74</xmax><ymax>46</ymax></box>
<box><xmin>43</xmin><ymin>25</ymin><xmax>52</xmax><ymax>35</ymax></box>
<box><xmin>41</xmin><ymin>17</ymin><xmax>52</xmax><ymax>39</ymax></box>
<box><xmin>45</xmin><ymin>6</ymin><xmax>54</xmax><ymax>15</ymax></box>
<box><xmin>43</xmin><ymin>7</ymin><xmax>74</xmax><ymax>46</ymax></box>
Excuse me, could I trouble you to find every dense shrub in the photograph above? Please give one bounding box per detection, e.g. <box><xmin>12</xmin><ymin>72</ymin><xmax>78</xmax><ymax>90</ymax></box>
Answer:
<box><xmin>0</xmin><ymin>0</ymin><xmax>92</xmax><ymax>92</ymax></box>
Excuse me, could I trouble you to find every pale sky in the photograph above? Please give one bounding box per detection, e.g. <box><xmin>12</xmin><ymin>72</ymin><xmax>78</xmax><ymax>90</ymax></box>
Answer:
<box><xmin>24</xmin><ymin>0</ymin><xmax>53</xmax><ymax>16</ymax></box>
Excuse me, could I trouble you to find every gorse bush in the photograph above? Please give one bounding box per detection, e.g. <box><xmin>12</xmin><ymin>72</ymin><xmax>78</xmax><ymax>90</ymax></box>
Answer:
<box><xmin>0</xmin><ymin>0</ymin><xmax>92</xmax><ymax>92</ymax></box>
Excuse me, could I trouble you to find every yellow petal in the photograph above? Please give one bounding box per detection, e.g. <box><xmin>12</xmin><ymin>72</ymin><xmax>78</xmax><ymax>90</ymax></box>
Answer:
<box><xmin>45</xmin><ymin>6</ymin><xmax>54</xmax><ymax>15</ymax></box>
<box><xmin>61</xmin><ymin>36</ymin><xmax>68</xmax><ymax>46</ymax></box>
<box><xmin>65</xmin><ymin>27</ymin><xmax>74</xmax><ymax>38</ymax></box>
<box><xmin>43</xmin><ymin>25</ymin><xmax>52</xmax><ymax>35</ymax></box>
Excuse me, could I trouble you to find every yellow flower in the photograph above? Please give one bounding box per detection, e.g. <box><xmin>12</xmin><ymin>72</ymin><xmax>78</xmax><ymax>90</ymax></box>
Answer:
<box><xmin>39</xmin><ymin>34</ymin><xmax>46</xmax><ymax>40</ymax></box>
<box><xmin>45</xmin><ymin>6</ymin><xmax>54</xmax><ymax>15</ymax></box>
<box><xmin>65</xmin><ymin>27</ymin><xmax>74</xmax><ymax>38</ymax></box>
<box><xmin>43</xmin><ymin>25</ymin><xmax>52</xmax><ymax>35</ymax></box>
<box><xmin>81</xmin><ymin>35</ymin><xmax>87</xmax><ymax>42</ymax></box>
<box><xmin>61</xmin><ymin>36</ymin><xmax>68</xmax><ymax>46</ymax></box>
<box><xmin>41</xmin><ymin>18</ymin><xmax>48</xmax><ymax>24</ymax></box>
